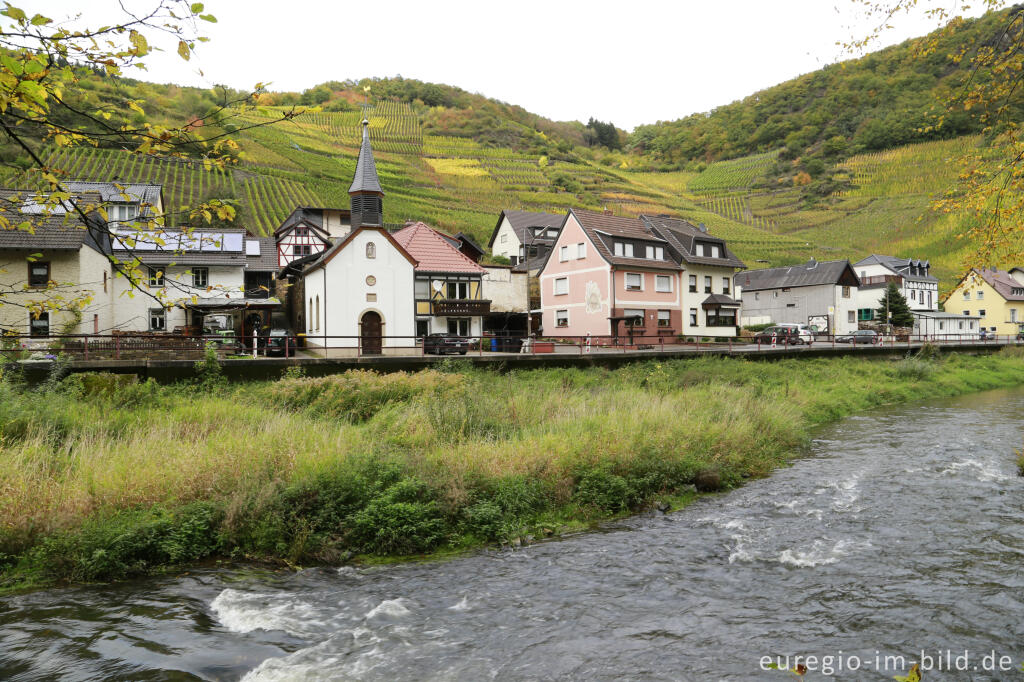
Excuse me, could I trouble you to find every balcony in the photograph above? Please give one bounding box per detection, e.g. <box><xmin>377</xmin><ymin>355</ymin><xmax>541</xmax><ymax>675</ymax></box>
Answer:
<box><xmin>861</xmin><ymin>274</ymin><xmax>903</xmax><ymax>287</ymax></box>
<box><xmin>431</xmin><ymin>299</ymin><xmax>491</xmax><ymax>316</ymax></box>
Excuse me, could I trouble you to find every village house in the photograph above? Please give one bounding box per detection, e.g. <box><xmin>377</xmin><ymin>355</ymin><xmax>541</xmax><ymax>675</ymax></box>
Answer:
<box><xmin>273</xmin><ymin>206</ymin><xmax>352</xmax><ymax>268</ymax></box>
<box><xmin>853</xmin><ymin>254</ymin><xmax>938</xmax><ymax>321</ymax></box>
<box><xmin>394</xmin><ymin>221</ymin><xmax>489</xmax><ymax>340</ymax></box>
<box><xmin>0</xmin><ymin>189</ymin><xmax>115</xmax><ymax>337</ymax></box>
<box><xmin>912</xmin><ymin>310</ymin><xmax>981</xmax><ymax>339</ymax></box>
<box><xmin>737</xmin><ymin>259</ymin><xmax>861</xmax><ymax>335</ymax></box>
<box><xmin>944</xmin><ymin>266</ymin><xmax>1024</xmax><ymax>336</ymax></box>
<box><xmin>537</xmin><ymin>209</ymin><xmax>744</xmax><ymax>339</ymax></box>
<box><xmin>109</xmin><ymin>226</ymin><xmax>279</xmax><ymax>334</ymax></box>
<box><xmin>488</xmin><ymin>209</ymin><xmax>564</xmax><ymax>269</ymax></box>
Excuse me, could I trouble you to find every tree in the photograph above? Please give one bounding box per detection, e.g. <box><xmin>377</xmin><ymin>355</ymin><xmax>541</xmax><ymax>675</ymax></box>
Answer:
<box><xmin>0</xmin><ymin>1</ymin><xmax>300</xmax><ymax>318</ymax></box>
<box><xmin>876</xmin><ymin>282</ymin><xmax>915</xmax><ymax>327</ymax></box>
<box><xmin>851</xmin><ymin>1</ymin><xmax>1024</xmax><ymax>265</ymax></box>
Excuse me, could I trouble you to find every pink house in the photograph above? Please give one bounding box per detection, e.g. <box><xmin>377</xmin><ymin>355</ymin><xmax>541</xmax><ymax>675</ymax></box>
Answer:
<box><xmin>538</xmin><ymin>209</ymin><xmax>745</xmax><ymax>339</ymax></box>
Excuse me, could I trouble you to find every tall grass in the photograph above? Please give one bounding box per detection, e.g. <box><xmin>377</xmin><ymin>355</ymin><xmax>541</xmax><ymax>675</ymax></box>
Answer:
<box><xmin>2</xmin><ymin>350</ymin><xmax>1023</xmax><ymax>588</ymax></box>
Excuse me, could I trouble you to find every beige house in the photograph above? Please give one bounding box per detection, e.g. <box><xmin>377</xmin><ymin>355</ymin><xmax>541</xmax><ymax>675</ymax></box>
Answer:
<box><xmin>944</xmin><ymin>267</ymin><xmax>1024</xmax><ymax>335</ymax></box>
<box><xmin>0</xmin><ymin>189</ymin><xmax>115</xmax><ymax>337</ymax></box>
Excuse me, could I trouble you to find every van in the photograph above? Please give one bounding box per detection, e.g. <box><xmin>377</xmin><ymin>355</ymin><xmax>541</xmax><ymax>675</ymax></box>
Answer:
<box><xmin>775</xmin><ymin>323</ymin><xmax>813</xmax><ymax>345</ymax></box>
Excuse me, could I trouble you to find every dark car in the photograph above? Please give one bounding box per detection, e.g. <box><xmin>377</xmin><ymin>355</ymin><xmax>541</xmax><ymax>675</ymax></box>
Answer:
<box><xmin>423</xmin><ymin>333</ymin><xmax>468</xmax><ymax>355</ymax></box>
<box><xmin>265</xmin><ymin>328</ymin><xmax>296</xmax><ymax>356</ymax></box>
<box><xmin>836</xmin><ymin>329</ymin><xmax>880</xmax><ymax>344</ymax></box>
<box><xmin>752</xmin><ymin>326</ymin><xmax>803</xmax><ymax>345</ymax></box>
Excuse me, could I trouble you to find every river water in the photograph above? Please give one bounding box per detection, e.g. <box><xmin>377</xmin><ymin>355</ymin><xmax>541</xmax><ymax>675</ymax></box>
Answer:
<box><xmin>2</xmin><ymin>388</ymin><xmax>1023</xmax><ymax>681</ymax></box>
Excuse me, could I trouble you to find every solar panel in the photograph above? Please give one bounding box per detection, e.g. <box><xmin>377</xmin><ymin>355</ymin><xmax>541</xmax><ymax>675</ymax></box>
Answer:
<box><xmin>245</xmin><ymin>240</ymin><xmax>261</xmax><ymax>256</ymax></box>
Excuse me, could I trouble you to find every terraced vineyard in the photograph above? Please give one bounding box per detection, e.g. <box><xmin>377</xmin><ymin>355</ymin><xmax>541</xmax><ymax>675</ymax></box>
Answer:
<box><xmin>687</xmin><ymin>151</ymin><xmax>779</xmax><ymax>195</ymax></box>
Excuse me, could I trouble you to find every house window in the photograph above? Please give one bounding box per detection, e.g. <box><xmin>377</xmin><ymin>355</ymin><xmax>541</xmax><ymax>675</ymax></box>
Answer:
<box><xmin>93</xmin><ymin>314</ymin><xmax>99</xmax><ymax>334</ymax></box>
<box><xmin>688</xmin><ymin>275</ymin><xmax>697</xmax><ymax>292</ymax></box>
<box><xmin>848</xmin><ymin>310</ymin><xmax>856</xmax><ymax>324</ymax></box>
<box><xmin>722</xmin><ymin>277</ymin><xmax>731</xmax><ymax>295</ymax></box>
<box><xmin>959</xmin><ymin>321</ymin><xmax>964</xmax><ymax>330</ymax></box>
<box><xmin>858</xmin><ymin>308</ymin><xmax>874</xmax><ymax>321</ymax></box>
<box><xmin>689</xmin><ymin>308</ymin><xmax>698</xmax><ymax>326</ymax></box>
<box><xmin>1012</xmin><ymin>308</ymin><xmax>1018</xmax><ymax>322</ymax></box>
<box><xmin>704</xmin><ymin>276</ymin><xmax>712</xmax><ymax>293</ymax></box>
<box><xmin>623</xmin><ymin>308</ymin><xmax>644</xmax><ymax>326</ymax></box>
<box><xmin>645</xmin><ymin>245</ymin><xmax>664</xmax><ymax>260</ymax></box>
<box><xmin>655</xmin><ymin>275</ymin><xmax>672</xmax><ymax>293</ymax></box>
<box><xmin>103</xmin><ymin>271</ymin><xmax>108</xmax><ymax>293</ymax></box>
<box><xmin>192</xmin><ymin>267</ymin><xmax>208</xmax><ymax>288</ymax></box>
<box><xmin>577</xmin><ymin>243</ymin><xmax>586</xmax><ymax>259</ymax></box>
<box><xmin>500</xmin><ymin>234</ymin><xmax>507</xmax><ymax>244</ymax></box>
<box><xmin>315</xmin><ymin>295</ymin><xmax>321</xmax><ymax>331</ymax></box>
<box><xmin>559</xmin><ymin>245</ymin><xmax>569</xmax><ymax>262</ymax></box>
<box><xmin>910</xmin><ymin>290</ymin><xmax>916</xmax><ymax>302</ymax></box>
<box><xmin>546</xmin><ymin>229</ymin><xmax>558</xmax><ymax>238</ymax></box>
<box><xmin>148</xmin><ymin>267</ymin><xmax>164</xmax><ymax>287</ymax></box>
<box><xmin>28</xmin><ymin>262</ymin><xmax>50</xmax><ymax>287</ymax></box>
<box><xmin>963</xmin><ymin>310</ymin><xmax>970</xmax><ymax>316</ymax></box>
<box><xmin>755</xmin><ymin>292</ymin><xmax>760</xmax><ymax>301</ymax></box>
<box><xmin>696</xmin><ymin>244</ymin><xmax>704</xmax><ymax>257</ymax></box>
<box><xmin>939</xmin><ymin>321</ymin><xmax>944</xmax><ymax>331</ymax></box>
<box><xmin>447</xmin><ymin>281</ymin><xmax>469</xmax><ymax>299</ymax></box>
<box><xmin>29</xmin><ymin>312</ymin><xmax>49</xmax><ymax>337</ymax></box>
<box><xmin>706</xmin><ymin>307</ymin><xmax>736</xmax><ymax>327</ymax></box>
<box><xmin>963</xmin><ymin>291</ymin><xmax>970</xmax><ymax>300</ymax></box>
<box><xmin>842</xmin><ymin>286</ymin><xmax>851</xmax><ymax>298</ymax></box>
<box><xmin>710</xmin><ymin>245</ymin><xmax>721</xmax><ymax>258</ymax></box>
<box><xmin>556</xmin><ymin>309</ymin><xmax>569</xmax><ymax>327</ymax></box>
<box><xmin>979</xmin><ymin>309</ymin><xmax>986</xmax><ymax>317</ymax></box>
<box><xmin>416</xmin><ymin>319</ymin><xmax>429</xmax><ymax>338</ymax></box>
<box><xmin>149</xmin><ymin>308</ymin><xmax>166</xmax><ymax>331</ymax></box>
<box><xmin>366</xmin><ymin>242</ymin><xmax>376</xmax><ymax>259</ymax></box>
<box><xmin>293</xmin><ymin>244</ymin><xmax>312</xmax><ymax>257</ymax></box>
<box><xmin>554</xmin><ymin>277</ymin><xmax>568</xmax><ymax>295</ymax></box>
<box><xmin>977</xmin><ymin>290</ymin><xmax>984</xmax><ymax>300</ymax></box>
<box><xmin>308</xmin><ymin>297</ymin><xmax>313</xmax><ymax>332</ymax></box>
<box><xmin>447</xmin><ymin>318</ymin><xmax>470</xmax><ymax>336</ymax></box>
<box><xmin>657</xmin><ymin>309</ymin><xmax>671</xmax><ymax>327</ymax></box>
<box><xmin>614</xmin><ymin>242</ymin><xmax>634</xmax><ymax>257</ymax></box>
<box><xmin>294</xmin><ymin>226</ymin><xmax>309</xmax><ymax>237</ymax></box>
<box><xmin>625</xmin><ymin>273</ymin><xmax>642</xmax><ymax>291</ymax></box>
<box><xmin>773</xmin><ymin>291</ymin><xmax>779</xmax><ymax>298</ymax></box>
<box><xmin>414</xmin><ymin>279</ymin><xmax>429</xmax><ymax>298</ymax></box>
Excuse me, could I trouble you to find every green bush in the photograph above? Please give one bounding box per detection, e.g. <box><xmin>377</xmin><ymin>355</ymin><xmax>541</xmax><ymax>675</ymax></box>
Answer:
<box><xmin>350</xmin><ymin>478</ymin><xmax>447</xmax><ymax>555</ymax></box>
<box><xmin>573</xmin><ymin>468</ymin><xmax>634</xmax><ymax>513</ymax></box>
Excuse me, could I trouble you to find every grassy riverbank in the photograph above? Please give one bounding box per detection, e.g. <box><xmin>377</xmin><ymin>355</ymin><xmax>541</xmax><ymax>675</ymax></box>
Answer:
<box><xmin>2</xmin><ymin>348</ymin><xmax>1024</xmax><ymax>591</ymax></box>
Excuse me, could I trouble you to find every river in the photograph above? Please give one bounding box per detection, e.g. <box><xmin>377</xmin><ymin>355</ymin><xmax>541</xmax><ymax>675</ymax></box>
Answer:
<box><xmin>1</xmin><ymin>388</ymin><xmax>1023</xmax><ymax>680</ymax></box>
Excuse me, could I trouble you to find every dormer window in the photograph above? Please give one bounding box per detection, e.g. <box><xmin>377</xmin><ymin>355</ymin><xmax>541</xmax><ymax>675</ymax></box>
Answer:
<box><xmin>108</xmin><ymin>203</ymin><xmax>138</xmax><ymax>225</ymax></box>
<box><xmin>294</xmin><ymin>225</ymin><xmax>309</xmax><ymax>237</ymax></box>
<box><xmin>613</xmin><ymin>242</ymin><xmax>634</xmax><ymax>257</ymax></box>
<box><xmin>645</xmin><ymin>245</ymin><xmax>664</xmax><ymax>260</ymax></box>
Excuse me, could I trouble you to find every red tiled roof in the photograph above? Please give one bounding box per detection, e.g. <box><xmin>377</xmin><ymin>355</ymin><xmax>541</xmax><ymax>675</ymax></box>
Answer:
<box><xmin>392</xmin><ymin>222</ymin><xmax>486</xmax><ymax>274</ymax></box>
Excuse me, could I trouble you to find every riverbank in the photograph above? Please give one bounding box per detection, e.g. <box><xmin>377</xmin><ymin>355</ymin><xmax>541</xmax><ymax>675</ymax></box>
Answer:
<box><xmin>2</xmin><ymin>348</ymin><xmax>1024</xmax><ymax>592</ymax></box>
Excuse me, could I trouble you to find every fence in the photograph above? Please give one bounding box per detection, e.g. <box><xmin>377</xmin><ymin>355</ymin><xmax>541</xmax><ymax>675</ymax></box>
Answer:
<box><xmin>0</xmin><ymin>330</ymin><xmax>1019</xmax><ymax>362</ymax></box>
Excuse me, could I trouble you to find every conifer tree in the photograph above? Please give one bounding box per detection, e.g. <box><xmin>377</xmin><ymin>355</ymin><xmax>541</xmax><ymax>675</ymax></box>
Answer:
<box><xmin>876</xmin><ymin>282</ymin><xmax>915</xmax><ymax>327</ymax></box>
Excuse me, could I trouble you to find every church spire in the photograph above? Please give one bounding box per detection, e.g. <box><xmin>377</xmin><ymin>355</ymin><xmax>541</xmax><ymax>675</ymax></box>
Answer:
<box><xmin>349</xmin><ymin>119</ymin><xmax>383</xmax><ymax>227</ymax></box>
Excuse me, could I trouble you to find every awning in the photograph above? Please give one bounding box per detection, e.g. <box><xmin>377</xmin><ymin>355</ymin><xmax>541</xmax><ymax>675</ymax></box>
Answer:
<box><xmin>177</xmin><ymin>297</ymin><xmax>281</xmax><ymax>311</ymax></box>
<box><xmin>702</xmin><ymin>293</ymin><xmax>740</xmax><ymax>310</ymax></box>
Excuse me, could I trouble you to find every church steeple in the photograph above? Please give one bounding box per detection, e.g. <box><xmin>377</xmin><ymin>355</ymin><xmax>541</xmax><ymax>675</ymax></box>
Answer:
<box><xmin>349</xmin><ymin>119</ymin><xmax>383</xmax><ymax>228</ymax></box>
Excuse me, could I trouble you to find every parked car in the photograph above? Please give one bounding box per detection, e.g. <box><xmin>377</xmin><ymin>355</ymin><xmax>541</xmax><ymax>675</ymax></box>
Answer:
<box><xmin>752</xmin><ymin>326</ymin><xmax>803</xmax><ymax>345</ymax></box>
<box><xmin>265</xmin><ymin>328</ymin><xmax>296</xmax><ymax>356</ymax></box>
<box><xmin>202</xmin><ymin>314</ymin><xmax>239</xmax><ymax>351</ymax></box>
<box><xmin>423</xmin><ymin>333</ymin><xmax>468</xmax><ymax>355</ymax></box>
<box><xmin>836</xmin><ymin>329</ymin><xmax>880</xmax><ymax>344</ymax></box>
<box><xmin>775</xmin><ymin>323</ymin><xmax>814</xmax><ymax>345</ymax></box>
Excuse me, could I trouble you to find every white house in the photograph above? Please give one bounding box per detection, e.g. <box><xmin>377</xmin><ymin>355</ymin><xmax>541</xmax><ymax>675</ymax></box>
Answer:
<box><xmin>488</xmin><ymin>209</ymin><xmax>564</xmax><ymax>269</ymax></box>
<box><xmin>109</xmin><ymin>227</ymin><xmax>279</xmax><ymax>333</ymax></box>
<box><xmin>912</xmin><ymin>311</ymin><xmax>981</xmax><ymax>339</ymax></box>
<box><xmin>737</xmin><ymin>259</ymin><xmax>861</xmax><ymax>335</ymax></box>
<box><xmin>300</xmin><ymin>226</ymin><xmax>417</xmax><ymax>355</ymax></box>
<box><xmin>853</xmin><ymin>254</ymin><xmax>939</xmax><ymax>322</ymax></box>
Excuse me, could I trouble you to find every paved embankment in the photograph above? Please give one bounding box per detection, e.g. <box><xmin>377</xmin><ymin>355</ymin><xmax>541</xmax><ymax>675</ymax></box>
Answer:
<box><xmin>19</xmin><ymin>339</ymin><xmax>1018</xmax><ymax>382</ymax></box>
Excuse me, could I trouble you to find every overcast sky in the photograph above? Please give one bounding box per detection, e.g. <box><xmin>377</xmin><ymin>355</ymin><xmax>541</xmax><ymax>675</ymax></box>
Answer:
<box><xmin>39</xmin><ymin>0</ymin><xmax>993</xmax><ymax>131</ymax></box>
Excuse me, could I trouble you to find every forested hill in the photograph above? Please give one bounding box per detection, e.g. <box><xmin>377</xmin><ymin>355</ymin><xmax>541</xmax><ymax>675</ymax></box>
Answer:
<box><xmin>629</xmin><ymin>7</ymin><xmax>1021</xmax><ymax>168</ymax></box>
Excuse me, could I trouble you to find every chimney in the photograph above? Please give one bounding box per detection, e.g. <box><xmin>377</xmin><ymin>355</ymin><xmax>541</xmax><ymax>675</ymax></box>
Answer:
<box><xmin>603</xmin><ymin>206</ymin><xmax>613</xmax><ymax>216</ymax></box>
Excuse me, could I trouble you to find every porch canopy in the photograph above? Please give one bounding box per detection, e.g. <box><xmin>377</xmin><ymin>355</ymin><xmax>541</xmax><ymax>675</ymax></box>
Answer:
<box><xmin>178</xmin><ymin>297</ymin><xmax>281</xmax><ymax>312</ymax></box>
<box><xmin>701</xmin><ymin>293</ymin><xmax>740</xmax><ymax>310</ymax></box>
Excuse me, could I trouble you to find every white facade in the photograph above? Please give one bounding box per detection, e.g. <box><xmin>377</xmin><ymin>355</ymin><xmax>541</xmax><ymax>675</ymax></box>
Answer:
<box><xmin>110</xmin><ymin>264</ymin><xmax>246</xmax><ymax>331</ymax></box>
<box><xmin>913</xmin><ymin>311</ymin><xmax>981</xmax><ymax>339</ymax></box>
<box><xmin>740</xmin><ymin>284</ymin><xmax>860</xmax><ymax>335</ymax></box>
<box><xmin>303</xmin><ymin>227</ymin><xmax>415</xmax><ymax>353</ymax></box>
<box><xmin>855</xmin><ymin>263</ymin><xmax>938</xmax><ymax>313</ymax></box>
<box><xmin>491</xmin><ymin>215</ymin><xmax>521</xmax><ymax>262</ymax></box>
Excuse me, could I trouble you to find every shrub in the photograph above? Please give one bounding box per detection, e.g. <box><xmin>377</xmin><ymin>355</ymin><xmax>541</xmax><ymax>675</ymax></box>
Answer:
<box><xmin>350</xmin><ymin>478</ymin><xmax>447</xmax><ymax>555</ymax></box>
<box><xmin>573</xmin><ymin>468</ymin><xmax>633</xmax><ymax>513</ymax></box>
<box><xmin>892</xmin><ymin>357</ymin><xmax>934</xmax><ymax>381</ymax></box>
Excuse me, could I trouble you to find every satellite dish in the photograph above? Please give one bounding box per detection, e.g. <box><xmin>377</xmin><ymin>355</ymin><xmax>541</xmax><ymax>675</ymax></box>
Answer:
<box><xmin>432</xmin><ymin>280</ymin><xmax>443</xmax><ymax>292</ymax></box>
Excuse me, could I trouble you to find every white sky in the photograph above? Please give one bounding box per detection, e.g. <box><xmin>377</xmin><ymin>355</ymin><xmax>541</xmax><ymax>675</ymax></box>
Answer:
<box><xmin>35</xmin><ymin>0</ymin><xmax>994</xmax><ymax>131</ymax></box>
